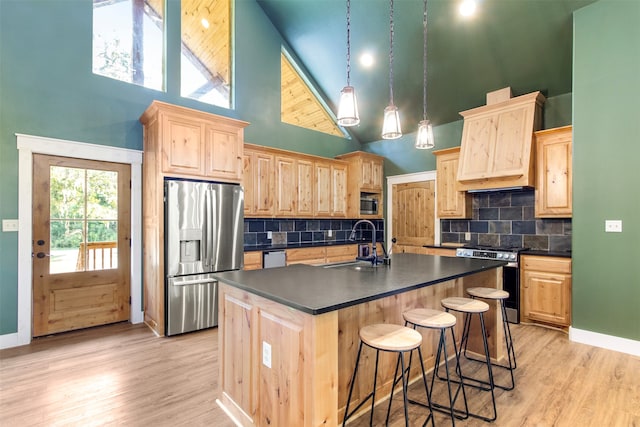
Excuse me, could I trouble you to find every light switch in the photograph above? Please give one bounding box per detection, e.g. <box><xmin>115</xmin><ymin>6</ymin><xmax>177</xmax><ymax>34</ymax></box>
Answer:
<box><xmin>267</xmin><ymin>231</ymin><xmax>273</xmax><ymax>239</ymax></box>
<box><xmin>605</xmin><ymin>220</ymin><xmax>622</xmax><ymax>233</ymax></box>
<box><xmin>2</xmin><ymin>219</ymin><xmax>19</xmax><ymax>232</ymax></box>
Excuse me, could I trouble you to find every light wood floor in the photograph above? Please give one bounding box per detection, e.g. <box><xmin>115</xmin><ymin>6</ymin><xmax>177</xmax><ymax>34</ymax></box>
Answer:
<box><xmin>1</xmin><ymin>322</ymin><xmax>638</xmax><ymax>426</ymax></box>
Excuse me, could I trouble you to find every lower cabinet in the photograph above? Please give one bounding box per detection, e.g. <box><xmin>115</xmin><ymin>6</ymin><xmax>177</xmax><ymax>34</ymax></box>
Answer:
<box><xmin>394</xmin><ymin>245</ymin><xmax>457</xmax><ymax>256</ymax></box>
<box><xmin>243</xmin><ymin>251</ymin><xmax>263</xmax><ymax>270</ymax></box>
<box><xmin>520</xmin><ymin>255</ymin><xmax>572</xmax><ymax>327</ymax></box>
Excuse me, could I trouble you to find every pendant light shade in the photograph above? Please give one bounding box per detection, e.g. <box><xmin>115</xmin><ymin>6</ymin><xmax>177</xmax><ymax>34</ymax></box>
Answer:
<box><xmin>382</xmin><ymin>105</ymin><xmax>402</xmax><ymax>139</ymax></box>
<box><xmin>337</xmin><ymin>0</ymin><xmax>360</xmax><ymax>127</ymax></box>
<box><xmin>382</xmin><ymin>0</ymin><xmax>402</xmax><ymax>140</ymax></box>
<box><xmin>337</xmin><ymin>86</ymin><xmax>360</xmax><ymax>126</ymax></box>
<box><xmin>415</xmin><ymin>119</ymin><xmax>435</xmax><ymax>149</ymax></box>
<box><xmin>415</xmin><ymin>0</ymin><xmax>434</xmax><ymax>149</ymax></box>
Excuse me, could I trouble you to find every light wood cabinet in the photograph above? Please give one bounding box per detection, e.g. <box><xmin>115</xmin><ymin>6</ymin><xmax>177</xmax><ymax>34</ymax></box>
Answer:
<box><xmin>243</xmin><ymin>148</ymin><xmax>275</xmax><ymax>217</ymax></box>
<box><xmin>139</xmin><ymin>101</ymin><xmax>248</xmax><ymax>335</ymax></box>
<box><xmin>521</xmin><ymin>255</ymin><xmax>572</xmax><ymax>327</ymax></box>
<box><xmin>296</xmin><ymin>158</ymin><xmax>314</xmax><ymax>217</ymax></box>
<box><xmin>336</xmin><ymin>151</ymin><xmax>384</xmax><ymax>218</ymax></box>
<box><xmin>434</xmin><ymin>147</ymin><xmax>472</xmax><ymax>218</ymax></box>
<box><xmin>286</xmin><ymin>247</ymin><xmax>327</xmax><ymax>266</ymax></box>
<box><xmin>275</xmin><ymin>155</ymin><xmax>297</xmax><ymax>216</ymax></box>
<box><xmin>457</xmin><ymin>91</ymin><xmax>545</xmax><ymax>191</ymax></box>
<box><xmin>142</xmin><ymin>100</ymin><xmax>247</xmax><ymax>182</ymax></box>
<box><xmin>314</xmin><ymin>160</ymin><xmax>348</xmax><ymax>218</ymax></box>
<box><xmin>325</xmin><ymin>244</ymin><xmax>358</xmax><ymax>263</ymax></box>
<box><xmin>243</xmin><ymin>251</ymin><xmax>263</xmax><ymax>270</ymax></box>
<box><xmin>535</xmin><ymin>125</ymin><xmax>572</xmax><ymax>218</ymax></box>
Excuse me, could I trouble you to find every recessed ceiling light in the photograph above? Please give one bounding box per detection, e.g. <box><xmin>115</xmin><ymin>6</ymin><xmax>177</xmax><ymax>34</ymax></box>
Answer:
<box><xmin>459</xmin><ymin>0</ymin><xmax>477</xmax><ymax>17</ymax></box>
<box><xmin>201</xmin><ymin>18</ymin><xmax>210</xmax><ymax>29</ymax></box>
<box><xmin>359</xmin><ymin>52</ymin><xmax>374</xmax><ymax>68</ymax></box>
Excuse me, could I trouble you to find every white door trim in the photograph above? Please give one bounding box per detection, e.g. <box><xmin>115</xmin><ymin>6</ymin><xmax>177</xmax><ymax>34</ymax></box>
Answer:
<box><xmin>1</xmin><ymin>134</ymin><xmax>143</xmax><ymax>349</ymax></box>
<box><xmin>386</xmin><ymin>170</ymin><xmax>439</xmax><ymax>252</ymax></box>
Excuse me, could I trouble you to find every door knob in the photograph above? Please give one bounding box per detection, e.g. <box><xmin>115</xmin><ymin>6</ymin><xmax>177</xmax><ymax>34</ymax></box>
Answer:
<box><xmin>35</xmin><ymin>252</ymin><xmax>50</xmax><ymax>258</ymax></box>
<box><xmin>392</xmin><ymin>237</ymin><xmax>397</xmax><ymax>243</ymax></box>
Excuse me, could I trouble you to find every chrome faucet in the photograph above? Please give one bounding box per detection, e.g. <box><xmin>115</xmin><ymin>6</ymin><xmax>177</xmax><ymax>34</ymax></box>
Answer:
<box><xmin>349</xmin><ymin>219</ymin><xmax>389</xmax><ymax>266</ymax></box>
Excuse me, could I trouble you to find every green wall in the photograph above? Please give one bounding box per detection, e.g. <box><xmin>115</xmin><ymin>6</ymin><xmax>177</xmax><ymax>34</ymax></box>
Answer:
<box><xmin>0</xmin><ymin>0</ymin><xmax>360</xmax><ymax>336</ymax></box>
<box><xmin>572</xmin><ymin>0</ymin><xmax>640</xmax><ymax>340</ymax></box>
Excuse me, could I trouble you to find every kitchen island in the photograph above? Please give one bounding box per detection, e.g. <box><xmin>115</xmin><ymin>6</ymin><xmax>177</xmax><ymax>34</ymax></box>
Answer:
<box><xmin>214</xmin><ymin>253</ymin><xmax>506</xmax><ymax>427</ymax></box>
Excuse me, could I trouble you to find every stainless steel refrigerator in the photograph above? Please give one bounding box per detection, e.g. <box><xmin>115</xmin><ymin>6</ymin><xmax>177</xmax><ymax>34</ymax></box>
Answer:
<box><xmin>164</xmin><ymin>179</ymin><xmax>244</xmax><ymax>336</ymax></box>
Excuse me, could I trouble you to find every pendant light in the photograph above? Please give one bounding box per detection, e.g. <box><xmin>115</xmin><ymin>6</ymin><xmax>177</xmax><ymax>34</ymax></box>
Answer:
<box><xmin>381</xmin><ymin>0</ymin><xmax>402</xmax><ymax>139</ymax></box>
<box><xmin>415</xmin><ymin>0</ymin><xmax>435</xmax><ymax>149</ymax></box>
<box><xmin>337</xmin><ymin>0</ymin><xmax>360</xmax><ymax>127</ymax></box>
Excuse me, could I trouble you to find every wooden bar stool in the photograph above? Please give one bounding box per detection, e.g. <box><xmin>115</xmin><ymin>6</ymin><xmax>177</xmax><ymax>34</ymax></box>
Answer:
<box><xmin>403</xmin><ymin>308</ymin><xmax>469</xmax><ymax>426</ymax></box>
<box><xmin>466</xmin><ymin>287</ymin><xmax>517</xmax><ymax>390</ymax></box>
<box><xmin>440</xmin><ymin>296</ymin><xmax>497</xmax><ymax>422</ymax></box>
<box><xmin>342</xmin><ymin>323</ymin><xmax>434</xmax><ymax>427</ymax></box>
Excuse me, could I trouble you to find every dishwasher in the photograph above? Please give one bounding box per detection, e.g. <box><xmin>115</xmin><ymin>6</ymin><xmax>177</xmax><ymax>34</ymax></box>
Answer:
<box><xmin>263</xmin><ymin>250</ymin><xmax>286</xmax><ymax>268</ymax></box>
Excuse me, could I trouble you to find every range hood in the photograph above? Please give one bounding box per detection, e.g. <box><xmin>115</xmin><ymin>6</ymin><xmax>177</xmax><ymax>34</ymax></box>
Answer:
<box><xmin>456</xmin><ymin>90</ymin><xmax>545</xmax><ymax>192</ymax></box>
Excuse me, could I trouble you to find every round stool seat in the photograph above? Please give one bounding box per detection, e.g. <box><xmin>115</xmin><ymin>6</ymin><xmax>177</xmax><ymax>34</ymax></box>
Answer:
<box><xmin>403</xmin><ymin>308</ymin><xmax>457</xmax><ymax>329</ymax></box>
<box><xmin>467</xmin><ymin>287</ymin><xmax>509</xmax><ymax>300</ymax></box>
<box><xmin>441</xmin><ymin>297</ymin><xmax>489</xmax><ymax>313</ymax></box>
<box><xmin>360</xmin><ymin>323</ymin><xmax>423</xmax><ymax>352</ymax></box>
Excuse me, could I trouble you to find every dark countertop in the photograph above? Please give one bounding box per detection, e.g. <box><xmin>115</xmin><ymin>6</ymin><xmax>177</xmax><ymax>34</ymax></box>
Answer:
<box><xmin>214</xmin><ymin>253</ymin><xmax>506</xmax><ymax>315</ymax></box>
<box><xmin>245</xmin><ymin>240</ymin><xmax>372</xmax><ymax>252</ymax></box>
<box><xmin>521</xmin><ymin>249</ymin><xmax>572</xmax><ymax>258</ymax></box>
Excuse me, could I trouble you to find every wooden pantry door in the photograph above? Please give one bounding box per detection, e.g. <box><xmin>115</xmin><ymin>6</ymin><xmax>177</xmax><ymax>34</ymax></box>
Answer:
<box><xmin>391</xmin><ymin>181</ymin><xmax>435</xmax><ymax>251</ymax></box>
<box><xmin>32</xmin><ymin>154</ymin><xmax>131</xmax><ymax>337</ymax></box>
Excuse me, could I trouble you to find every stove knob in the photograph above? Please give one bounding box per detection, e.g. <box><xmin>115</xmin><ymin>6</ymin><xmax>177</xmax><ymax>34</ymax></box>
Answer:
<box><xmin>510</xmin><ymin>254</ymin><xmax>516</xmax><ymax>260</ymax></box>
<box><xmin>496</xmin><ymin>253</ymin><xmax>502</xmax><ymax>259</ymax></box>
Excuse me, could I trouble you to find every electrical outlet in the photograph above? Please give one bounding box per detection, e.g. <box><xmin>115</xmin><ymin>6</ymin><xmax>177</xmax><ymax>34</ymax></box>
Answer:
<box><xmin>267</xmin><ymin>231</ymin><xmax>273</xmax><ymax>239</ymax></box>
<box><xmin>328</xmin><ymin>229</ymin><xmax>332</xmax><ymax>237</ymax></box>
<box><xmin>262</xmin><ymin>341</ymin><xmax>272</xmax><ymax>368</ymax></box>
<box><xmin>2</xmin><ymin>219</ymin><xmax>19</xmax><ymax>232</ymax></box>
<box><xmin>605</xmin><ymin>220</ymin><xmax>622</xmax><ymax>233</ymax></box>
<box><xmin>464</xmin><ymin>232</ymin><xmax>471</xmax><ymax>241</ymax></box>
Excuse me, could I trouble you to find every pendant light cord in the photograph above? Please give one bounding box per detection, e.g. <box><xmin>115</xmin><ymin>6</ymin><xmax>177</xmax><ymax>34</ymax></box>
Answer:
<box><xmin>388</xmin><ymin>0</ymin><xmax>395</xmax><ymax>106</ymax></box>
<box><xmin>346</xmin><ymin>0</ymin><xmax>352</xmax><ymax>86</ymax></box>
<box><xmin>423</xmin><ymin>0</ymin><xmax>428</xmax><ymax>121</ymax></box>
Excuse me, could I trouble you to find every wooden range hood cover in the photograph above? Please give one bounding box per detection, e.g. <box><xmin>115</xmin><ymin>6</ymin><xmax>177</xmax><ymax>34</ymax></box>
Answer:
<box><xmin>456</xmin><ymin>91</ymin><xmax>546</xmax><ymax>192</ymax></box>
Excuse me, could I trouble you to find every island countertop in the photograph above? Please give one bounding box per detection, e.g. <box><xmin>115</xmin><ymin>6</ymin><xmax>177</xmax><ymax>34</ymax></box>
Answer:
<box><xmin>213</xmin><ymin>253</ymin><xmax>506</xmax><ymax>315</ymax></box>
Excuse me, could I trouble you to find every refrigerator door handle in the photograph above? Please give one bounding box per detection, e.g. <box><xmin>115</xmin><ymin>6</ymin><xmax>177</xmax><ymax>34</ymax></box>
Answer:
<box><xmin>202</xmin><ymin>187</ymin><xmax>212</xmax><ymax>270</ymax></box>
<box><xmin>172</xmin><ymin>278</ymin><xmax>217</xmax><ymax>286</ymax></box>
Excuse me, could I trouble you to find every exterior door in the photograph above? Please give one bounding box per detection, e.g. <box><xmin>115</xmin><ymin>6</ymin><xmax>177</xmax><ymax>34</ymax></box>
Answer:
<box><xmin>32</xmin><ymin>154</ymin><xmax>131</xmax><ymax>337</ymax></box>
<box><xmin>391</xmin><ymin>181</ymin><xmax>435</xmax><ymax>251</ymax></box>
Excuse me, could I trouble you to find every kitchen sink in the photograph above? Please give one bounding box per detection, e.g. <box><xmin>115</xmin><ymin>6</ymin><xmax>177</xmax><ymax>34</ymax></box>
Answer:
<box><xmin>322</xmin><ymin>260</ymin><xmax>382</xmax><ymax>271</ymax></box>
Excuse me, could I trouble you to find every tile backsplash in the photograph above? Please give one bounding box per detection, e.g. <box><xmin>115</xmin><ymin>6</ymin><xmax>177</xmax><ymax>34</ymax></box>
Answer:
<box><xmin>244</xmin><ymin>218</ymin><xmax>385</xmax><ymax>248</ymax></box>
<box><xmin>441</xmin><ymin>189</ymin><xmax>572</xmax><ymax>252</ymax></box>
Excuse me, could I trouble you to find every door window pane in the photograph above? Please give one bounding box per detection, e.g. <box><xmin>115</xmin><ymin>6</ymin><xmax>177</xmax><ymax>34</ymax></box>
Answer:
<box><xmin>49</xmin><ymin>167</ymin><xmax>119</xmax><ymax>273</ymax></box>
<box><xmin>93</xmin><ymin>0</ymin><xmax>164</xmax><ymax>90</ymax></box>
<box><xmin>181</xmin><ymin>0</ymin><xmax>231</xmax><ymax>108</ymax></box>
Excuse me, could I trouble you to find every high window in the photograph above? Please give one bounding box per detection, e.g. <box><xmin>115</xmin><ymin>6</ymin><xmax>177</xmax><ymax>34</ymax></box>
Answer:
<box><xmin>181</xmin><ymin>0</ymin><xmax>232</xmax><ymax>108</ymax></box>
<box><xmin>92</xmin><ymin>0</ymin><xmax>164</xmax><ymax>91</ymax></box>
<box><xmin>281</xmin><ymin>51</ymin><xmax>344</xmax><ymax>137</ymax></box>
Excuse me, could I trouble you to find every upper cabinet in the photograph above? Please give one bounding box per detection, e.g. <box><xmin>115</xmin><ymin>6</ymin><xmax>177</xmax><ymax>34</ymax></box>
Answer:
<box><xmin>244</xmin><ymin>144</ymin><xmax>348</xmax><ymax>218</ymax></box>
<box><xmin>433</xmin><ymin>147</ymin><xmax>472</xmax><ymax>218</ymax></box>
<box><xmin>457</xmin><ymin>91</ymin><xmax>545</xmax><ymax>191</ymax></box>
<box><xmin>535</xmin><ymin>125</ymin><xmax>573</xmax><ymax>218</ymax></box>
<box><xmin>335</xmin><ymin>151</ymin><xmax>385</xmax><ymax>218</ymax></box>
<box><xmin>140</xmin><ymin>100</ymin><xmax>248</xmax><ymax>183</ymax></box>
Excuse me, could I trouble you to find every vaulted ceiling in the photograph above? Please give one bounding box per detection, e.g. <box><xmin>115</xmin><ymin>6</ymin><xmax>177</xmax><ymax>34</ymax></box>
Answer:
<box><xmin>256</xmin><ymin>0</ymin><xmax>596</xmax><ymax>144</ymax></box>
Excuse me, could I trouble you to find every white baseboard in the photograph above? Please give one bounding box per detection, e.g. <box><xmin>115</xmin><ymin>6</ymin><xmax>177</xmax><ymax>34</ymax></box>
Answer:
<box><xmin>569</xmin><ymin>327</ymin><xmax>640</xmax><ymax>357</ymax></box>
<box><xmin>0</xmin><ymin>332</ymin><xmax>23</xmax><ymax>350</ymax></box>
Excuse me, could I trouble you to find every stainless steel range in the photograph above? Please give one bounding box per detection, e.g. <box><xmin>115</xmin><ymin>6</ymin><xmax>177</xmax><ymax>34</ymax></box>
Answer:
<box><xmin>456</xmin><ymin>245</ymin><xmax>526</xmax><ymax>324</ymax></box>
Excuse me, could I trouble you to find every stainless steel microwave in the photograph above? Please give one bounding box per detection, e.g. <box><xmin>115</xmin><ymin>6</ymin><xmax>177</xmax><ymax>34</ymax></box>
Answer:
<box><xmin>360</xmin><ymin>196</ymin><xmax>378</xmax><ymax>215</ymax></box>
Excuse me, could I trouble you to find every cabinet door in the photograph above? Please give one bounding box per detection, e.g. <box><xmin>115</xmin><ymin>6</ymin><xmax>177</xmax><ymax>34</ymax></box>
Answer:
<box><xmin>371</xmin><ymin>159</ymin><xmax>383</xmax><ymax>190</ymax></box>
<box><xmin>535</xmin><ymin>126</ymin><xmax>572</xmax><ymax>217</ymax></box>
<box><xmin>435</xmin><ymin>148</ymin><xmax>471</xmax><ymax>218</ymax></box>
<box><xmin>243</xmin><ymin>152</ymin><xmax>254</xmax><ymax>216</ymax></box>
<box><xmin>331</xmin><ymin>164</ymin><xmax>348</xmax><ymax>217</ymax></box>
<box><xmin>491</xmin><ymin>106</ymin><xmax>532</xmax><ymax>177</ymax></box>
<box><xmin>522</xmin><ymin>270</ymin><xmax>571</xmax><ymax>326</ymax></box>
<box><xmin>243</xmin><ymin>251</ymin><xmax>263</xmax><ymax>270</ymax></box>
<box><xmin>162</xmin><ymin>115</ymin><xmax>204</xmax><ymax>175</ymax></box>
<box><xmin>297</xmin><ymin>159</ymin><xmax>314</xmax><ymax>217</ymax></box>
<box><xmin>360</xmin><ymin>158</ymin><xmax>383</xmax><ymax>191</ymax></box>
<box><xmin>204</xmin><ymin>124</ymin><xmax>242</xmax><ymax>182</ymax></box>
<box><xmin>275</xmin><ymin>155</ymin><xmax>297</xmax><ymax>216</ymax></box>
<box><xmin>253</xmin><ymin>152</ymin><xmax>275</xmax><ymax>216</ymax></box>
<box><xmin>314</xmin><ymin>162</ymin><xmax>332</xmax><ymax>217</ymax></box>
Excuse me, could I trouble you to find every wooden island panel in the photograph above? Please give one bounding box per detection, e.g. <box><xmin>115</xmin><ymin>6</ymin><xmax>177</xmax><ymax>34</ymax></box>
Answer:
<box><xmin>218</xmin><ymin>266</ymin><xmax>503</xmax><ymax>427</ymax></box>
